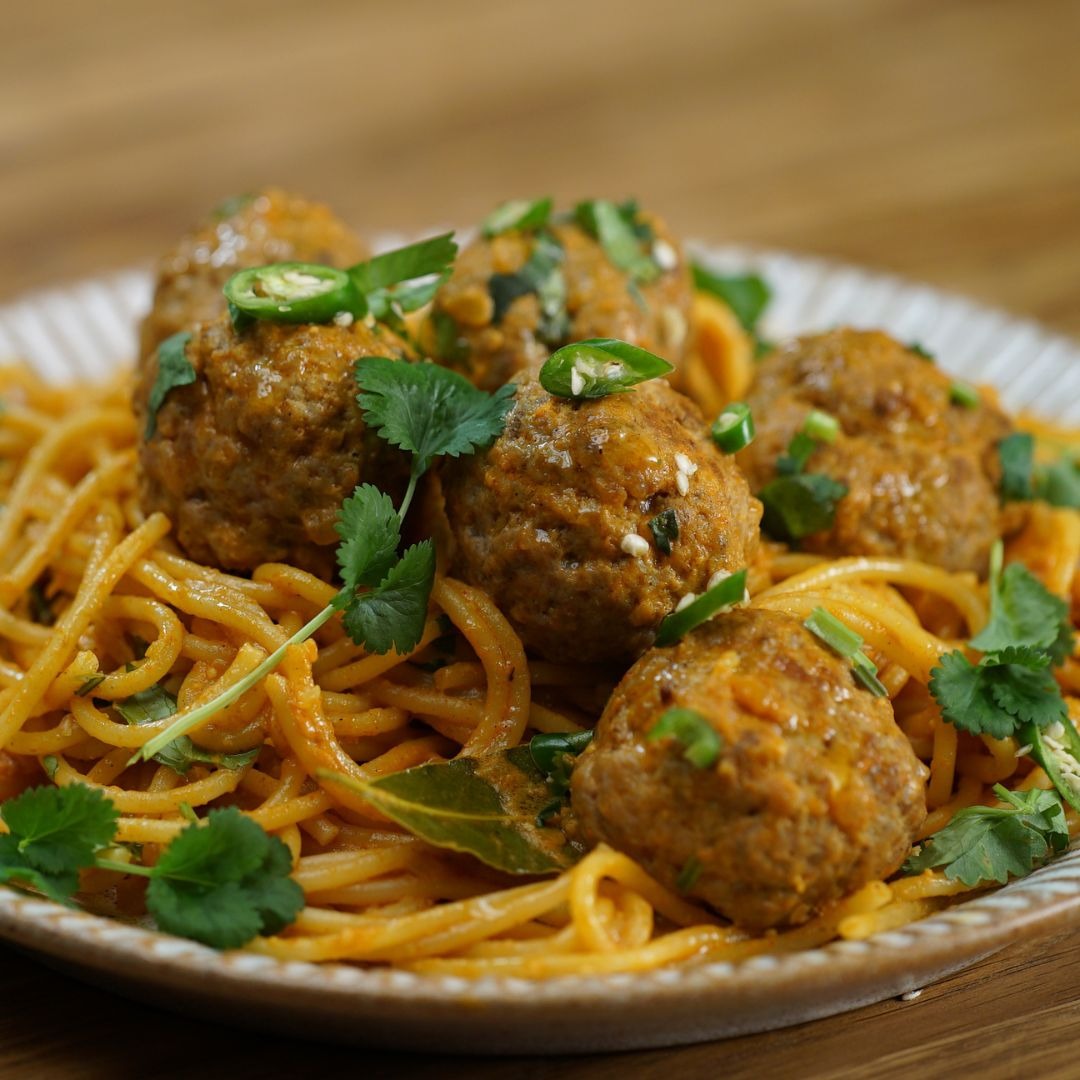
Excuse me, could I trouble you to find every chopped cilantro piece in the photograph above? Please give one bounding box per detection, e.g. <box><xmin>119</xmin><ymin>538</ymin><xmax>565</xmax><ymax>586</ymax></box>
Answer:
<box><xmin>145</xmin><ymin>331</ymin><xmax>196</xmax><ymax>439</ymax></box>
<box><xmin>690</xmin><ymin>265</ymin><xmax>772</xmax><ymax>337</ymax></box>
<box><xmin>648</xmin><ymin>509</ymin><xmax>680</xmax><ymax>555</ymax></box>
<box><xmin>758</xmin><ymin>474</ymin><xmax>848</xmax><ymax>542</ymax></box>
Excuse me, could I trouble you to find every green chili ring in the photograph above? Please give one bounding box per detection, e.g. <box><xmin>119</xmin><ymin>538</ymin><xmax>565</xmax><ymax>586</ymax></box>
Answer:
<box><xmin>224</xmin><ymin>262</ymin><xmax>365</xmax><ymax>326</ymax></box>
<box><xmin>711</xmin><ymin>402</ymin><xmax>755</xmax><ymax>453</ymax></box>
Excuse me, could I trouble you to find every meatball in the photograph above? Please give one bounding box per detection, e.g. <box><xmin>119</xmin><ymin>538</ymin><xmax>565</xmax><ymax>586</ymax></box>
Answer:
<box><xmin>134</xmin><ymin>316</ymin><xmax>411</xmax><ymax>576</ymax></box>
<box><xmin>570</xmin><ymin>608</ymin><xmax>927</xmax><ymax>929</ymax></box>
<box><xmin>739</xmin><ymin>329</ymin><xmax>1014</xmax><ymax>573</ymax></box>
<box><xmin>139</xmin><ymin>188</ymin><xmax>368</xmax><ymax>361</ymax></box>
<box><xmin>435</xmin><ymin>376</ymin><xmax>762</xmax><ymax>664</ymax></box>
<box><xmin>430</xmin><ymin>208</ymin><xmax>693</xmax><ymax>390</ymax></box>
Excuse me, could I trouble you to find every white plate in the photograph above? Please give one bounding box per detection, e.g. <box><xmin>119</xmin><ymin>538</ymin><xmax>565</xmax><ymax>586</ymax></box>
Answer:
<box><xmin>1</xmin><ymin>248</ymin><xmax>1079</xmax><ymax>1055</ymax></box>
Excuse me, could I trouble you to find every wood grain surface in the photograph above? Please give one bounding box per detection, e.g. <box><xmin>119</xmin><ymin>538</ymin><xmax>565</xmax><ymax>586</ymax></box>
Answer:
<box><xmin>2</xmin><ymin>0</ymin><xmax>1079</xmax><ymax>1076</ymax></box>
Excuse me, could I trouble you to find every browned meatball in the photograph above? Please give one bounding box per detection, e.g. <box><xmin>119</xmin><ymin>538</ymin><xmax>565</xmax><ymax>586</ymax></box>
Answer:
<box><xmin>430</xmin><ymin>208</ymin><xmax>693</xmax><ymax>390</ymax></box>
<box><xmin>570</xmin><ymin>608</ymin><xmax>927</xmax><ymax>930</ymax></box>
<box><xmin>739</xmin><ymin>329</ymin><xmax>1014</xmax><ymax>574</ymax></box>
<box><xmin>435</xmin><ymin>377</ymin><xmax>762</xmax><ymax>664</ymax></box>
<box><xmin>134</xmin><ymin>316</ymin><xmax>411</xmax><ymax>576</ymax></box>
<box><xmin>138</xmin><ymin>189</ymin><xmax>368</xmax><ymax>362</ymax></box>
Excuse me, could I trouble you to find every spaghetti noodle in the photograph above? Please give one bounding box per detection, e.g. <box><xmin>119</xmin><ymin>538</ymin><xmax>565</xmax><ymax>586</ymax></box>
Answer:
<box><xmin>0</xmin><ymin>314</ymin><xmax>1078</xmax><ymax>979</ymax></box>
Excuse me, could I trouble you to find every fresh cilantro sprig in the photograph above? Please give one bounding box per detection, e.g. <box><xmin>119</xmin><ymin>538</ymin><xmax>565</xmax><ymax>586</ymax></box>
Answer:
<box><xmin>0</xmin><ymin>787</ymin><xmax>303</xmax><ymax>947</ymax></box>
<box><xmin>136</xmin><ymin>360</ymin><xmax>514</xmax><ymax>764</ymax></box>
<box><xmin>929</xmin><ymin>542</ymin><xmax>1073</xmax><ymax>741</ymax></box>
<box><xmin>0</xmin><ymin>785</ymin><xmax>118</xmax><ymax>903</ymax></box>
<box><xmin>902</xmin><ymin>785</ymin><xmax>1068</xmax><ymax>886</ymax></box>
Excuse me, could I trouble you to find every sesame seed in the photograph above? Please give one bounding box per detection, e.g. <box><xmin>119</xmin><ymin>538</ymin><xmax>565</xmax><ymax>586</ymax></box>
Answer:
<box><xmin>333</xmin><ymin>311</ymin><xmax>355</xmax><ymax>327</ymax></box>
<box><xmin>570</xmin><ymin>367</ymin><xmax>585</xmax><ymax>396</ymax></box>
<box><xmin>675</xmin><ymin>592</ymin><xmax>697</xmax><ymax>612</ymax></box>
<box><xmin>675</xmin><ymin>453</ymin><xmax>698</xmax><ymax>476</ymax></box>
<box><xmin>707</xmin><ymin>569</ymin><xmax>732</xmax><ymax>590</ymax></box>
<box><xmin>676</xmin><ymin>472</ymin><xmax>690</xmax><ymax>496</ymax></box>
<box><xmin>620</xmin><ymin>533</ymin><xmax>651</xmax><ymax>558</ymax></box>
<box><xmin>652</xmin><ymin>239</ymin><xmax>678</xmax><ymax>271</ymax></box>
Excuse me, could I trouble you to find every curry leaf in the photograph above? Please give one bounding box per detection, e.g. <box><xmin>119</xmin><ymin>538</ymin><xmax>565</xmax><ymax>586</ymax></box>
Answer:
<box><xmin>319</xmin><ymin>749</ymin><xmax>583</xmax><ymax>876</ymax></box>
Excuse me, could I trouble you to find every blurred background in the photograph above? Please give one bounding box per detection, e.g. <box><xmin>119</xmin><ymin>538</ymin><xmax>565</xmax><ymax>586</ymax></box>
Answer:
<box><xmin>3</xmin><ymin>0</ymin><xmax>1079</xmax><ymax>335</ymax></box>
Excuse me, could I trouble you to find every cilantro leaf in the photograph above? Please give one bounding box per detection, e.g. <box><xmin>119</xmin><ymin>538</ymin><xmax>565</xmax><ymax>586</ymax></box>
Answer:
<box><xmin>0</xmin><ymin>785</ymin><xmax>119</xmax><ymax>902</ymax></box>
<box><xmin>117</xmin><ymin>684</ymin><xmax>259</xmax><ymax>775</ymax></box>
<box><xmin>152</xmin><ymin>739</ymin><xmax>260</xmax><ymax>777</ymax></box>
<box><xmin>998</xmin><ymin>433</ymin><xmax>1035</xmax><ymax>502</ymax></box>
<box><xmin>334</xmin><ymin>484</ymin><xmax>401</xmax><ymax>592</ymax></box>
<box><xmin>355</xmin><ymin>358</ymin><xmax>516</xmax><ymax>478</ymax></box>
<box><xmin>970</xmin><ymin>559</ymin><xmax>1072</xmax><ymax>657</ymax></box>
<box><xmin>145</xmin><ymin>331</ymin><xmax>195</xmax><ymax>439</ymax></box>
<box><xmin>903</xmin><ymin>785</ymin><xmax>1067</xmax><ymax>886</ymax></box>
<box><xmin>930</xmin><ymin>648</ymin><xmax>1067</xmax><ymax>738</ymax></box>
<box><xmin>690</xmin><ymin>265</ymin><xmax>772</xmax><ymax>335</ymax></box>
<box><xmin>145</xmin><ymin>807</ymin><xmax>303</xmax><ymax>949</ymax></box>
<box><xmin>758</xmin><ymin>473</ymin><xmax>848</xmax><ymax>542</ymax></box>
<box><xmin>115</xmin><ymin>682</ymin><xmax>178</xmax><ymax>726</ymax></box>
<box><xmin>341</xmin><ymin>541</ymin><xmax>436</xmax><ymax>656</ymax></box>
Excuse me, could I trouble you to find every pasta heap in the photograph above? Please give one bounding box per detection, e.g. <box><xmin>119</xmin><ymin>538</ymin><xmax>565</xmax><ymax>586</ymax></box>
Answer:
<box><xmin>0</xmin><ymin>337</ymin><xmax>1078</xmax><ymax>979</ymax></box>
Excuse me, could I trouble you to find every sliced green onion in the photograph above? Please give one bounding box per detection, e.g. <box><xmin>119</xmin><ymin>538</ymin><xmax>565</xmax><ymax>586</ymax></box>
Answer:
<box><xmin>655</xmin><ymin>569</ymin><xmax>748</xmax><ymax>647</ymax></box>
<box><xmin>574</xmin><ymin>200</ymin><xmax>659</xmax><ymax>283</ymax></box>
<box><xmin>804</xmin><ymin>606</ymin><xmax>888</xmax><ymax>697</ymax></box>
<box><xmin>646</xmin><ymin>708</ymin><xmax>722</xmax><ymax>768</ymax></box>
<box><xmin>224</xmin><ymin>263</ymin><xmax>362</xmax><ymax>326</ymax></box>
<box><xmin>648</xmin><ymin>508</ymin><xmax>680</xmax><ymax>555</ymax></box>
<box><xmin>711</xmin><ymin>403</ymin><xmax>755</xmax><ymax>453</ymax></box>
<box><xmin>949</xmin><ymin>380</ymin><xmax>980</xmax><ymax>408</ymax></box>
<box><xmin>481</xmin><ymin>197</ymin><xmax>553</xmax><ymax>237</ymax></box>
<box><xmin>540</xmin><ymin>338</ymin><xmax>673</xmax><ymax>400</ymax></box>
<box><xmin>803</xmin><ymin>408</ymin><xmax>839</xmax><ymax>444</ymax></box>
<box><xmin>675</xmin><ymin>855</ymin><xmax>703</xmax><ymax>893</ymax></box>
<box><xmin>804</xmin><ymin>607</ymin><xmax>862</xmax><ymax>656</ymax></box>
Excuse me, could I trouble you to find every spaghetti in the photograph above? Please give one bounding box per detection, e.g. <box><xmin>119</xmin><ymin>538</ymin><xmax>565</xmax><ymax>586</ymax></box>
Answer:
<box><xmin>0</xmin><ymin>319</ymin><xmax>1078</xmax><ymax>979</ymax></box>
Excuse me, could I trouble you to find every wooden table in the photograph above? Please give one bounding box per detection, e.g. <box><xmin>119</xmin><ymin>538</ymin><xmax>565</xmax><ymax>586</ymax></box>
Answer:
<box><xmin>2</xmin><ymin>0</ymin><xmax>1079</xmax><ymax>1075</ymax></box>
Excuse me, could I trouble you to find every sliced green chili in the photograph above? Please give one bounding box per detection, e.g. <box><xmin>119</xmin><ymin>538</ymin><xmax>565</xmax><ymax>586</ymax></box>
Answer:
<box><xmin>224</xmin><ymin>263</ymin><xmax>363</xmax><ymax>326</ymax></box>
<box><xmin>655</xmin><ymin>569</ymin><xmax>748</xmax><ymax>647</ymax></box>
<box><xmin>711</xmin><ymin>403</ymin><xmax>755</xmax><ymax>453</ymax></box>
<box><xmin>539</xmin><ymin>338</ymin><xmax>673</xmax><ymax>400</ymax></box>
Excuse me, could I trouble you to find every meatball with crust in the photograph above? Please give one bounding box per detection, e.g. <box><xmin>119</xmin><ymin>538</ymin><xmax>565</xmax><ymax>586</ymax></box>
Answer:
<box><xmin>135</xmin><ymin>316</ymin><xmax>411</xmax><ymax>576</ymax></box>
<box><xmin>139</xmin><ymin>188</ymin><xmax>368</xmax><ymax>361</ymax></box>
<box><xmin>435</xmin><ymin>376</ymin><xmax>762</xmax><ymax>664</ymax></box>
<box><xmin>570</xmin><ymin>608</ymin><xmax>927</xmax><ymax>930</ymax></box>
<box><xmin>739</xmin><ymin>329</ymin><xmax>1015</xmax><ymax>574</ymax></box>
<box><xmin>429</xmin><ymin>206</ymin><xmax>693</xmax><ymax>390</ymax></box>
